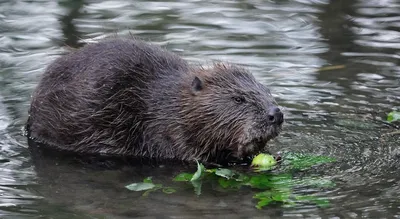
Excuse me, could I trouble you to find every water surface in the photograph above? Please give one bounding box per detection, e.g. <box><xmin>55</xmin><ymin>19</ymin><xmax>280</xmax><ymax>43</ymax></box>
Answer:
<box><xmin>0</xmin><ymin>0</ymin><xmax>399</xmax><ymax>218</ymax></box>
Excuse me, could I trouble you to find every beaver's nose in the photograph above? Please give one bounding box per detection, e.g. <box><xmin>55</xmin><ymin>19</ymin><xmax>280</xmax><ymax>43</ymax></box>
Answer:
<box><xmin>267</xmin><ymin>106</ymin><xmax>284</xmax><ymax>125</ymax></box>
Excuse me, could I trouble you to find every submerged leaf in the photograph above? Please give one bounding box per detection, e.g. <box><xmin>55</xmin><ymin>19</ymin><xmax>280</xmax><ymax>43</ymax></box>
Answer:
<box><xmin>173</xmin><ymin>173</ymin><xmax>194</xmax><ymax>182</ymax></box>
<box><xmin>248</xmin><ymin>174</ymin><xmax>292</xmax><ymax>190</ymax></box>
<box><xmin>162</xmin><ymin>187</ymin><xmax>177</xmax><ymax>194</ymax></box>
<box><xmin>253</xmin><ymin>189</ymin><xmax>292</xmax><ymax>209</ymax></box>
<box><xmin>235</xmin><ymin>174</ymin><xmax>250</xmax><ymax>182</ymax></box>
<box><xmin>125</xmin><ymin>182</ymin><xmax>156</xmax><ymax>191</ymax></box>
<box><xmin>283</xmin><ymin>152</ymin><xmax>336</xmax><ymax>170</ymax></box>
<box><xmin>215</xmin><ymin>168</ymin><xmax>235</xmax><ymax>179</ymax></box>
<box><xmin>255</xmin><ymin>198</ymin><xmax>273</xmax><ymax>209</ymax></box>
<box><xmin>248</xmin><ymin>175</ymin><xmax>274</xmax><ymax>189</ymax></box>
<box><xmin>191</xmin><ymin>180</ymin><xmax>202</xmax><ymax>196</ymax></box>
<box><xmin>218</xmin><ymin>178</ymin><xmax>243</xmax><ymax>189</ymax></box>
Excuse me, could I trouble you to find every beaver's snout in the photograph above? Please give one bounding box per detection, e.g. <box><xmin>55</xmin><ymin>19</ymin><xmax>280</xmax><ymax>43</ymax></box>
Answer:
<box><xmin>267</xmin><ymin>106</ymin><xmax>284</xmax><ymax>126</ymax></box>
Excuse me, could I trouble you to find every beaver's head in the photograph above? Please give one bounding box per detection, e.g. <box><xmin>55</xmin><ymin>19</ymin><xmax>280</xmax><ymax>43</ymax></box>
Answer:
<box><xmin>181</xmin><ymin>63</ymin><xmax>283</xmax><ymax>163</ymax></box>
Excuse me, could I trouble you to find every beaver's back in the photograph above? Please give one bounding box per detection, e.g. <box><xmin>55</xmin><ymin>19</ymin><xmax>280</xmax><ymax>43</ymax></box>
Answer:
<box><xmin>27</xmin><ymin>38</ymin><xmax>189</xmax><ymax>155</ymax></box>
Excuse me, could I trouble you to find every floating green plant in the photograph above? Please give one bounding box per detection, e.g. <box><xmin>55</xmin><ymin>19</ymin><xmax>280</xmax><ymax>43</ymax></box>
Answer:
<box><xmin>387</xmin><ymin>111</ymin><xmax>400</xmax><ymax>123</ymax></box>
<box><xmin>126</xmin><ymin>152</ymin><xmax>336</xmax><ymax>209</ymax></box>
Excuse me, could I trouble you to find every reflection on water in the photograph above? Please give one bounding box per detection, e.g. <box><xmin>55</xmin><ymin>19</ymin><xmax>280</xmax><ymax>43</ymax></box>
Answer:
<box><xmin>0</xmin><ymin>0</ymin><xmax>399</xmax><ymax>218</ymax></box>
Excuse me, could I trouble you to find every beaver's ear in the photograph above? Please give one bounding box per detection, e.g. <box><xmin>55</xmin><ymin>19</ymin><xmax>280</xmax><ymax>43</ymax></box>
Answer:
<box><xmin>191</xmin><ymin>76</ymin><xmax>203</xmax><ymax>93</ymax></box>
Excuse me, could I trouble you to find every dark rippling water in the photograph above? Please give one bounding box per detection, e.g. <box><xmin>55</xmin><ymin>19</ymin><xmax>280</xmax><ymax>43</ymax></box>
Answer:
<box><xmin>0</xmin><ymin>0</ymin><xmax>399</xmax><ymax>218</ymax></box>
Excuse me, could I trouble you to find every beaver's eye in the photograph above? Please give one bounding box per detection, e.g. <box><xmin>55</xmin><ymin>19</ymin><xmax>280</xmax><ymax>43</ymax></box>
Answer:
<box><xmin>233</xmin><ymin>96</ymin><xmax>246</xmax><ymax>104</ymax></box>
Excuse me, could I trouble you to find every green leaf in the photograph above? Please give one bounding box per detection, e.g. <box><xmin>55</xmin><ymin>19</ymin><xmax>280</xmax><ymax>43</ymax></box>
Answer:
<box><xmin>218</xmin><ymin>177</ymin><xmax>244</xmax><ymax>189</ymax></box>
<box><xmin>282</xmin><ymin>201</ymin><xmax>297</xmax><ymax>208</ymax></box>
<box><xmin>162</xmin><ymin>187</ymin><xmax>177</xmax><ymax>194</ymax></box>
<box><xmin>248</xmin><ymin>174</ymin><xmax>292</xmax><ymax>190</ymax></box>
<box><xmin>254</xmin><ymin>189</ymin><xmax>291</xmax><ymax>202</ymax></box>
<box><xmin>143</xmin><ymin>177</ymin><xmax>153</xmax><ymax>183</ymax></box>
<box><xmin>125</xmin><ymin>182</ymin><xmax>156</xmax><ymax>191</ymax></box>
<box><xmin>253</xmin><ymin>191</ymin><xmax>281</xmax><ymax>209</ymax></box>
<box><xmin>248</xmin><ymin>175</ymin><xmax>273</xmax><ymax>189</ymax></box>
<box><xmin>387</xmin><ymin>111</ymin><xmax>400</xmax><ymax>123</ymax></box>
<box><xmin>235</xmin><ymin>174</ymin><xmax>250</xmax><ymax>182</ymax></box>
<box><xmin>268</xmin><ymin>174</ymin><xmax>293</xmax><ymax>186</ymax></box>
<box><xmin>271</xmin><ymin>189</ymin><xmax>291</xmax><ymax>202</ymax></box>
<box><xmin>283</xmin><ymin>152</ymin><xmax>336</xmax><ymax>170</ymax></box>
<box><xmin>253</xmin><ymin>188</ymin><xmax>294</xmax><ymax>209</ymax></box>
<box><xmin>255</xmin><ymin>198</ymin><xmax>273</xmax><ymax>209</ymax></box>
<box><xmin>218</xmin><ymin>178</ymin><xmax>231</xmax><ymax>189</ymax></box>
<box><xmin>253</xmin><ymin>190</ymin><xmax>274</xmax><ymax>199</ymax></box>
<box><xmin>272</xmin><ymin>194</ymin><xmax>284</xmax><ymax>202</ymax></box>
<box><xmin>215</xmin><ymin>168</ymin><xmax>235</xmax><ymax>179</ymax></box>
<box><xmin>191</xmin><ymin>160</ymin><xmax>205</xmax><ymax>181</ymax></box>
<box><xmin>173</xmin><ymin>173</ymin><xmax>194</xmax><ymax>182</ymax></box>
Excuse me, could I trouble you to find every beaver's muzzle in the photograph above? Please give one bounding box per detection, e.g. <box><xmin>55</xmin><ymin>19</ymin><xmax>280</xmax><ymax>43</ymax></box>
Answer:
<box><xmin>267</xmin><ymin>106</ymin><xmax>284</xmax><ymax>126</ymax></box>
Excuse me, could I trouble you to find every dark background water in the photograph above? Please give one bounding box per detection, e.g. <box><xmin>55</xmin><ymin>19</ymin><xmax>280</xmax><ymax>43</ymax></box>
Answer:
<box><xmin>0</xmin><ymin>0</ymin><xmax>399</xmax><ymax>218</ymax></box>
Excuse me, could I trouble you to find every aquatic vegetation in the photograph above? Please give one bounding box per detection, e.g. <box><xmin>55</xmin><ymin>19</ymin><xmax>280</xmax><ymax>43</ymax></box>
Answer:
<box><xmin>126</xmin><ymin>152</ymin><xmax>336</xmax><ymax>209</ymax></box>
<box><xmin>387</xmin><ymin>111</ymin><xmax>400</xmax><ymax>123</ymax></box>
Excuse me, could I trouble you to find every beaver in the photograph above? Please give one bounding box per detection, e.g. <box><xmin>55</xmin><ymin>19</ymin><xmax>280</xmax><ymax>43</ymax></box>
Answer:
<box><xmin>26</xmin><ymin>37</ymin><xmax>284</xmax><ymax>164</ymax></box>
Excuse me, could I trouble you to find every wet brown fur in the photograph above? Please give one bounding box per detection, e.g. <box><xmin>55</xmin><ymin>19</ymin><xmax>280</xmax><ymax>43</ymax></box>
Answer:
<box><xmin>26</xmin><ymin>37</ymin><xmax>282</xmax><ymax>164</ymax></box>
